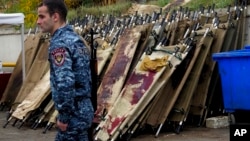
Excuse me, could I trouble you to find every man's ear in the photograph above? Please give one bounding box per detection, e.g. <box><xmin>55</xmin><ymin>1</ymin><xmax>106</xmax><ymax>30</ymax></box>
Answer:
<box><xmin>52</xmin><ymin>13</ymin><xmax>60</xmax><ymax>22</ymax></box>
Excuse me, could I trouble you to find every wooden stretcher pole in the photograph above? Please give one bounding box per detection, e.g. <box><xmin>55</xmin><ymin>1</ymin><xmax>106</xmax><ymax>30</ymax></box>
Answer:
<box><xmin>21</xmin><ymin>23</ymin><xmax>25</xmax><ymax>81</ymax></box>
<box><xmin>89</xmin><ymin>28</ymin><xmax>98</xmax><ymax>141</ymax></box>
<box><xmin>90</xmin><ymin>28</ymin><xmax>98</xmax><ymax>112</ymax></box>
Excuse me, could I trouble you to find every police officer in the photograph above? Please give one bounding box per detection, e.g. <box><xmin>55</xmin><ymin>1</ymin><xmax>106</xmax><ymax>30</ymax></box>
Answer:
<box><xmin>37</xmin><ymin>0</ymin><xmax>94</xmax><ymax>140</ymax></box>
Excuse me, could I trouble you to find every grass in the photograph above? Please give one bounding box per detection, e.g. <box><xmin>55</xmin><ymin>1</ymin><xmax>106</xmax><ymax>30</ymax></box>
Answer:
<box><xmin>183</xmin><ymin>0</ymin><xmax>235</xmax><ymax>11</ymax></box>
<box><xmin>67</xmin><ymin>1</ymin><xmax>132</xmax><ymax>21</ymax></box>
<box><xmin>147</xmin><ymin>0</ymin><xmax>172</xmax><ymax>7</ymax></box>
<box><xmin>67</xmin><ymin>0</ymin><xmax>235</xmax><ymax>21</ymax></box>
<box><xmin>0</xmin><ymin>0</ymin><xmax>237</xmax><ymax>28</ymax></box>
<box><xmin>1</xmin><ymin>0</ymin><xmax>132</xmax><ymax>27</ymax></box>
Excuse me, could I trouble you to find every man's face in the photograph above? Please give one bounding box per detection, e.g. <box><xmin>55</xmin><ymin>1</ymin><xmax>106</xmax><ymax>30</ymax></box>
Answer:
<box><xmin>37</xmin><ymin>5</ymin><xmax>55</xmax><ymax>34</ymax></box>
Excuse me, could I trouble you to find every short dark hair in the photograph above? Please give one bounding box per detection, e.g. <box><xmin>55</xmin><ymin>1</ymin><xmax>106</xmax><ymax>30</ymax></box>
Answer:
<box><xmin>39</xmin><ymin>0</ymin><xmax>68</xmax><ymax>22</ymax></box>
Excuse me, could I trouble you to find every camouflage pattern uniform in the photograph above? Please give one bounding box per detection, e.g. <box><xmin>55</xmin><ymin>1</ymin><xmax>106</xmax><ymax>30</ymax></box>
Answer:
<box><xmin>48</xmin><ymin>24</ymin><xmax>94</xmax><ymax>141</ymax></box>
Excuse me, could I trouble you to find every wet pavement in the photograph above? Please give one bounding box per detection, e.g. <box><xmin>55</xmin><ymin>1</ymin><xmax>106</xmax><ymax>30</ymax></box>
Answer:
<box><xmin>130</xmin><ymin>126</ymin><xmax>229</xmax><ymax>141</ymax></box>
<box><xmin>0</xmin><ymin>111</ymin><xmax>55</xmax><ymax>141</ymax></box>
<box><xmin>0</xmin><ymin>111</ymin><xmax>229</xmax><ymax>141</ymax></box>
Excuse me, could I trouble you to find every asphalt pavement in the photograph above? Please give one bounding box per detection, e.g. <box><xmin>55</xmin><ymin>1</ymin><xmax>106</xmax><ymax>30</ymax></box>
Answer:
<box><xmin>0</xmin><ymin>111</ymin><xmax>229</xmax><ymax>141</ymax></box>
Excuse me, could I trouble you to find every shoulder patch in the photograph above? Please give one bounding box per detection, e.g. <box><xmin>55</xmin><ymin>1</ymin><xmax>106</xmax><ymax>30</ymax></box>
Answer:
<box><xmin>51</xmin><ymin>48</ymin><xmax>66</xmax><ymax>66</ymax></box>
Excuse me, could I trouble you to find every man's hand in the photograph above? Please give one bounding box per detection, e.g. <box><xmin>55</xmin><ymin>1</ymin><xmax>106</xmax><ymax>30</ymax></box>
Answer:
<box><xmin>57</xmin><ymin>120</ymin><xmax>68</xmax><ymax>131</ymax></box>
